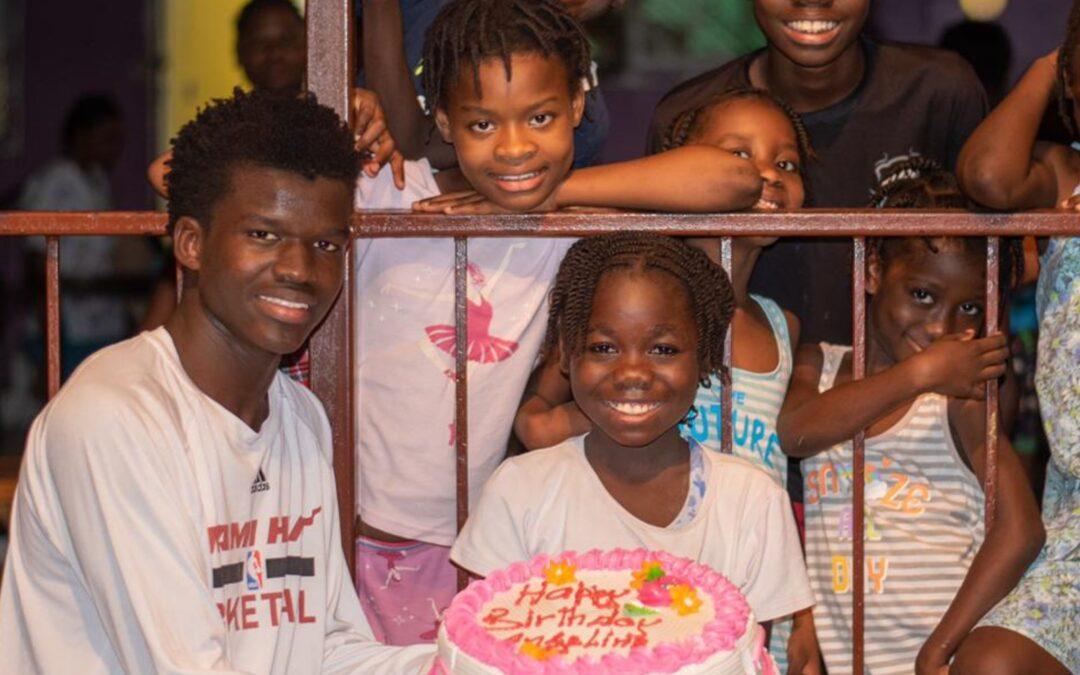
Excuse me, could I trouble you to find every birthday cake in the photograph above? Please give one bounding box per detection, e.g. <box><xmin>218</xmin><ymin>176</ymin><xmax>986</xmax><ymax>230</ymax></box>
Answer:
<box><xmin>434</xmin><ymin>549</ymin><xmax>774</xmax><ymax>674</ymax></box>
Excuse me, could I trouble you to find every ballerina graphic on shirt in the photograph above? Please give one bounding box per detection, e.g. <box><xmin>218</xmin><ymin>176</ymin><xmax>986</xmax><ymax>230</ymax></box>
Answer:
<box><xmin>382</xmin><ymin>243</ymin><xmax>524</xmax><ymax>380</ymax></box>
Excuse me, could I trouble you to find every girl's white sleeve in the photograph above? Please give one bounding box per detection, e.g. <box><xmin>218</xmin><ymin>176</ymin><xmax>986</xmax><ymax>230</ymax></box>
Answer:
<box><xmin>737</xmin><ymin>483</ymin><xmax>815</xmax><ymax>622</ymax></box>
<box><xmin>449</xmin><ymin>461</ymin><xmax>532</xmax><ymax>577</ymax></box>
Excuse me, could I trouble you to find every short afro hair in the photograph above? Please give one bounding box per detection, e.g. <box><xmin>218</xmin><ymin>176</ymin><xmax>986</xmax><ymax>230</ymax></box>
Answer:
<box><xmin>237</xmin><ymin>0</ymin><xmax>302</xmax><ymax>39</ymax></box>
<box><xmin>166</xmin><ymin>87</ymin><xmax>359</xmax><ymax>233</ymax></box>
<box><xmin>62</xmin><ymin>93</ymin><xmax>121</xmax><ymax>152</ymax></box>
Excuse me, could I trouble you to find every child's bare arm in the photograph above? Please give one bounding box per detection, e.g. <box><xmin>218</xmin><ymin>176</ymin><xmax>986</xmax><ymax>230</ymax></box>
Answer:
<box><xmin>777</xmin><ymin>334</ymin><xmax>1009</xmax><ymax>458</ymax></box>
<box><xmin>513</xmin><ymin>359</ymin><xmax>591</xmax><ymax>450</ymax></box>
<box><xmin>915</xmin><ymin>400</ymin><xmax>1044</xmax><ymax>673</ymax></box>
<box><xmin>957</xmin><ymin>51</ymin><xmax>1065</xmax><ymax>210</ymax></box>
<box><xmin>361</xmin><ymin>0</ymin><xmax>457</xmax><ymax>168</ymax></box>
<box><xmin>553</xmin><ymin>145</ymin><xmax>762</xmax><ymax>212</ymax></box>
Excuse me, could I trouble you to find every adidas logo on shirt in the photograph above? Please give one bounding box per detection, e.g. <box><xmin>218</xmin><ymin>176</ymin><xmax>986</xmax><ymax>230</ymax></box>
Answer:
<box><xmin>250</xmin><ymin>468</ymin><xmax>270</xmax><ymax>494</ymax></box>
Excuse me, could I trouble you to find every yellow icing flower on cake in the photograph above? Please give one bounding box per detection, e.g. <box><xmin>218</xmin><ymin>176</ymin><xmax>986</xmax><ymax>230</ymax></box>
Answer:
<box><xmin>520</xmin><ymin>640</ymin><xmax>557</xmax><ymax>661</ymax></box>
<box><xmin>630</xmin><ymin>561</ymin><xmax>664</xmax><ymax>590</ymax></box>
<box><xmin>544</xmin><ymin>560</ymin><xmax>577</xmax><ymax>586</ymax></box>
<box><xmin>669</xmin><ymin>584</ymin><xmax>702</xmax><ymax>616</ymax></box>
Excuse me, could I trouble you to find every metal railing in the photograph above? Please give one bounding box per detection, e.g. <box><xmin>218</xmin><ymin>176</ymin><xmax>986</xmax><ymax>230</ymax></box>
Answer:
<box><xmin>4</xmin><ymin>208</ymin><xmax>1080</xmax><ymax>672</ymax></box>
<box><xmin>3</xmin><ymin>0</ymin><xmax>1078</xmax><ymax>670</ymax></box>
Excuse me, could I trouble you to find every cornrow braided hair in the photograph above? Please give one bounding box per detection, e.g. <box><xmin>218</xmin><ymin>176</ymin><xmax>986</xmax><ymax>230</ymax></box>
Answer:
<box><xmin>1057</xmin><ymin>0</ymin><xmax>1080</xmax><ymax>138</ymax></box>
<box><xmin>660</xmin><ymin>87</ymin><xmax>815</xmax><ymax>198</ymax></box>
<box><xmin>167</xmin><ymin>87</ymin><xmax>359</xmax><ymax>234</ymax></box>
<box><xmin>421</xmin><ymin>0</ymin><xmax>593</xmax><ymax>114</ymax></box>
<box><xmin>868</xmin><ymin>157</ymin><xmax>1025</xmax><ymax>292</ymax></box>
<box><xmin>543</xmin><ymin>233</ymin><xmax>735</xmax><ymax>385</ymax></box>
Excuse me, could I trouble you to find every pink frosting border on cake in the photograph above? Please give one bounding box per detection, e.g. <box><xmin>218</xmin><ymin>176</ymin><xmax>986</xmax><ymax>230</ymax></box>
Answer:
<box><xmin>441</xmin><ymin>548</ymin><xmax>756</xmax><ymax>674</ymax></box>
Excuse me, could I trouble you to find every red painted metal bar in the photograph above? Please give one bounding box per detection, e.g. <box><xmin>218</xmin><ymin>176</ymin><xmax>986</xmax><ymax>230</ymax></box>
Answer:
<box><xmin>721</xmin><ymin>237</ymin><xmax>733</xmax><ymax>455</ymax></box>
<box><xmin>984</xmin><ymin>238</ymin><xmax>1001</xmax><ymax>530</ymax></box>
<box><xmin>851</xmin><ymin>237</ymin><xmax>867</xmax><ymax>673</ymax></box>
<box><xmin>45</xmin><ymin>236</ymin><xmax>61</xmax><ymax>398</ymax></box>
<box><xmin>305</xmin><ymin>0</ymin><xmax>357</xmax><ymax>575</ymax></box>
<box><xmin>455</xmin><ymin>237</ymin><xmax>470</xmax><ymax>591</ymax></box>
<box><xmin>353</xmin><ymin>209</ymin><xmax>1080</xmax><ymax>238</ymax></box>
<box><xmin>5</xmin><ymin>209</ymin><xmax>1080</xmax><ymax>238</ymax></box>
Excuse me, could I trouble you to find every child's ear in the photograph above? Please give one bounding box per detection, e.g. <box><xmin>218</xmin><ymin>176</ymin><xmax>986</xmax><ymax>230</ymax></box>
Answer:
<box><xmin>557</xmin><ymin>338</ymin><xmax>572</xmax><ymax>376</ymax></box>
<box><xmin>434</xmin><ymin>107</ymin><xmax>454</xmax><ymax>144</ymax></box>
<box><xmin>172</xmin><ymin>215</ymin><xmax>206</xmax><ymax>274</ymax></box>
<box><xmin>866</xmin><ymin>250</ymin><xmax>883</xmax><ymax>295</ymax></box>
<box><xmin>571</xmin><ymin>88</ymin><xmax>585</xmax><ymax>129</ymax></box>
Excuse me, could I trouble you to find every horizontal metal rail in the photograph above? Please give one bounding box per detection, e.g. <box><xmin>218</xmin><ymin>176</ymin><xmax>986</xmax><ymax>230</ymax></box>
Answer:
<box><xmin>3</xmin><ymin>209</ymin><xmax>1078</xmax><ymax>673</ymax></box>
<box><xmin>3</xmin><ymin>208</ymin><xmax>1080</xmax><ymax>237</ymax></box>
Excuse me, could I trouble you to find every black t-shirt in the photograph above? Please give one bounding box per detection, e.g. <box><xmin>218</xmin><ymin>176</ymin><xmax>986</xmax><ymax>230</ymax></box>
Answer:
<box><xmin>647</xmin><ymin>40</ymin><xmax>988</xmax><ymax>343</ymax></box>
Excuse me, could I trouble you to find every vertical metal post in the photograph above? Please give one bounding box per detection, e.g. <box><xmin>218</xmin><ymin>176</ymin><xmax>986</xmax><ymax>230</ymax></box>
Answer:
<box><xmin>851</xmin><ymin>237</ymin><xmax>867</xmax><ymax>673</ymax></box>
<box><xmin>984</xmin><ymin>237</ymin><xmax>1000</xmax><ymax>530</ymax></box>
<box><xmin>305</xmin><ymin>0</ymin><xmax>357</xmax><ymax>576</ymax></box>
<box><xmin>45</xmin><ymin>236</ymin><xmax>61</xmax><ymax>398</ymax></box>
<box><xmin>720</xmin><ymin>236</ymin><xmax>733</xmax><ymax>455</ymax></box>
<box><xmin>454</xmin><ymin>237</ymin><xmax>470</xmax><ymax>591</ymax></box>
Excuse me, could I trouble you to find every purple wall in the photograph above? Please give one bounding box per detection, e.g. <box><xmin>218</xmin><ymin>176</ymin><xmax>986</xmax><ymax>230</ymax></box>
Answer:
<box><xmin>0</xmin><ymin>0</ymin><xmax>153</xmax><ymax>210</ymax></box>
<box><xmin>869</xmin><ymin>0</ymin><xmax>1073</xmax><ymax>84</ymax></box>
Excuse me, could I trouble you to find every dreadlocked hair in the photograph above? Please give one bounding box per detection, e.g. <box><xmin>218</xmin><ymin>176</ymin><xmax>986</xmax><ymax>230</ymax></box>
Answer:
<box><xmin>166</xmin><ymin>87</ymin><xmax>359</xmax><ymax>234</ymax></box>
<box><xmin>1057</xmin><ymin>0</ymin><xmax>1080</xmax><ymax>138</ymax></box>
<box><xmin>543</xmin><ymin>233</ymin><xmax>735</xmax><ymax>385</ymax></box>
<box><xmin>421</xmin><ymin>0</ymin><xmax>593</xmax><ymax>114</ymax></box>
<box><xmin>868</xmin><ymin>157</ymin><xmax>1025</xmax><ymax>292</ymax></box>
<box><xmin>660</xmin><ymin>87</ymin><xmax>815</xmax><ymax>199</ymax></box>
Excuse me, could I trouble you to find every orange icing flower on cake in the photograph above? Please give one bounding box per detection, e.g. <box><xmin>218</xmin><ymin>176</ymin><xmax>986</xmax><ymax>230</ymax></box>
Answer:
<box><xmin>520</xmin><ymin>640</ymin><xmax>557</xmax><ymax>661</ymax></box>
<box><xmin>669</xmin><ymin>584</ymin><xmax>702</xmax><ymax>616</ymax></box>
<box><xmin>630</xmin><ymin>561</ymin><xmax>665</xmax><ymax>590</ymax></box>
<box><xmin>544</xmin><ymin>560</ymin><xmax>577</xmax><ymax>586</ymax></box>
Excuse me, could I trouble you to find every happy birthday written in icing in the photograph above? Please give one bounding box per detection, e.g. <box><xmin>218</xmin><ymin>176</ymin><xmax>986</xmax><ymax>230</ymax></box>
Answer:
<box><xmin>481</xmin><ymin>579</ymin><xmax>665</xmax><ymax>654</ymax></box>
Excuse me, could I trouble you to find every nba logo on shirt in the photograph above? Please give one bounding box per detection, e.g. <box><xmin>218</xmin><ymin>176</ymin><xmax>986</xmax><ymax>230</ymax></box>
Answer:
<box><xmin>245</xmin><ymin>550</ymin><xmax>264</xmax><ymax>591</ymax></box>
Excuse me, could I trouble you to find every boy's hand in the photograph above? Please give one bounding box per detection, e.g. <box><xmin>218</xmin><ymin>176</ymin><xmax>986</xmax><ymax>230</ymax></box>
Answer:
<box><xmin>909</xmin><ymin>331</ymin><xmax>1008</xmax><ymax>400</ymax></box>
<box><xmin>412</xmin><ymin>190</ymin><xmax>507</xmax><ymax>215</ymax></box>
<box><xmin>351</xmin><ymin>87</ymin><xmax>405</xmax><ymax>189</ymax></box>
<box><xmin>1061</xmin><ymin>191</ymin><xmax>1080</xmax><ymax>211</ymax></box>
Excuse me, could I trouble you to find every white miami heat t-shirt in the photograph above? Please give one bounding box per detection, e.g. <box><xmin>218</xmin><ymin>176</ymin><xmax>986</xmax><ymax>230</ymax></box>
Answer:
<box><xmin>0</xmin><ymin>328</ymin><xmax>434</xmax><ymax>674</ymax></box>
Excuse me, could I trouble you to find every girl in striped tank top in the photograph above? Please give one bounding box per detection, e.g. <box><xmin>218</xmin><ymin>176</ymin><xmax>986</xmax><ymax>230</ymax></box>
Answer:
<box><xmin>777</xmin><ymin>162</ymin><xmax>1045</xmax><ymax>675</ymax></box>
<box><xmin>513</xmin><ymin>89</ymin><xmax>819</xmax><ymax>672</ymax></box>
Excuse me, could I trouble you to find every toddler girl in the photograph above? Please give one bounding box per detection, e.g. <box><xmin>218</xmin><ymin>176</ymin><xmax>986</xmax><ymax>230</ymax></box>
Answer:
<box><xmin>953</xmin><ymin>6</ymin><xmax>1080</xmax><ymax>671</ymax></box>
<box><xmin>777</xmin><ymin>161</ymin><xmax>1045</xmax><ymax>674</ymax></box>
<box><xmin>452</xmin><ymin>233</ymin><xmax>815</xmax><ymax>656</ymax></box>
<box><xmin>510</xmin><ymin>88</ymin><xmax>818</xmax><ymax>671</ymax></box>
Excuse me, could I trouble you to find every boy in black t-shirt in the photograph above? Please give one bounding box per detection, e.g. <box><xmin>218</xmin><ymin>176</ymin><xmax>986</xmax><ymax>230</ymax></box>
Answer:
<box><xmin>647</xmin><ymin>0</ymin><xmax>987</xmax><ymax>344</ymax></box>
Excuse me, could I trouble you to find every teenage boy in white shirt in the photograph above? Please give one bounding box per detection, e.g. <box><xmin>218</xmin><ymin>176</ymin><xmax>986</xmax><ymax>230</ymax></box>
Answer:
<box><xmin>0</xmin><ymin>89</ymin><xmax>434</xmax><ymax>674</ymax></box>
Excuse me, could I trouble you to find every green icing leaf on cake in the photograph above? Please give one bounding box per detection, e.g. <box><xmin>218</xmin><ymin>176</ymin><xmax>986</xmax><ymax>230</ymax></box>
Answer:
<box><xmin>622</xmin><ymin>603</ymin><xmax>659</xmax><ymax>617</ymax></box>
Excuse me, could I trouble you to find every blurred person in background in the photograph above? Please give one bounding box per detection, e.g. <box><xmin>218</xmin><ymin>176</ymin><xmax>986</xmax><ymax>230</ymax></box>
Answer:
<box><xmin>236</xmin><ymin>0</ymin><xmax>307</xmax><ymax>96</ymax></box>
<box><xmin>15</xmin><ymin>93</ymin><xmax>129</xmax><ymax>381</ymax></box>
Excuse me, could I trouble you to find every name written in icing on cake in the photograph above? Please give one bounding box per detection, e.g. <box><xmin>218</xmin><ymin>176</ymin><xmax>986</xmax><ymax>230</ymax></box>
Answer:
<box><xmin>481</xmin><ymin>580</ymin><xmax>664</xmax><ymax>653</ymax></box>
